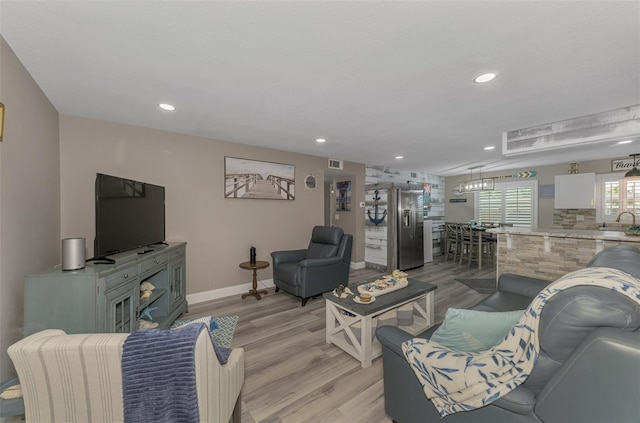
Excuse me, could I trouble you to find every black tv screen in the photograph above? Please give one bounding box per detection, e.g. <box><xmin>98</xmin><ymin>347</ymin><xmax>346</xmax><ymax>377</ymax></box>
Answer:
<box><xmin>94</xmin><ymin>173</ymin><xmax>165</xmax><ymax>257</ymax></box>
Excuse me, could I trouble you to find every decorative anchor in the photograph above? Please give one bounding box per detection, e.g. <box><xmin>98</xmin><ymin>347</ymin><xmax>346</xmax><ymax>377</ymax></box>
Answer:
<box><xmin>367</xmin><ymin>190</ymin><xmax>387</xmax><ymax>226</ymax></box>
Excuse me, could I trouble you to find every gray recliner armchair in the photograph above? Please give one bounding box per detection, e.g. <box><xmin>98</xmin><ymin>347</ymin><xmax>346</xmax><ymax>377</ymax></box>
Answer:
<box><xmin>376</xmin><ymin>245</ymin><xmax>640</xmax><ymax>423</ymax></box>
<box><xmin>271</xmin><ymin>226</ymin><xmax>352</xmax><ymax>306</ymax></box>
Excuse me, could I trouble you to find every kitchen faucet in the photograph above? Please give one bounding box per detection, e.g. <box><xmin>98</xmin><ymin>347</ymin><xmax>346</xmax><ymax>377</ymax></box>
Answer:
<box><xmin>616</xmin><ymin>211</ymin><xmax>637</xmax><ymax>226</ymax></box>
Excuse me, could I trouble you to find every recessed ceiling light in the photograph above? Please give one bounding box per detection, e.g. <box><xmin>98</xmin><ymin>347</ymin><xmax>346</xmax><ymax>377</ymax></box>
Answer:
<box><xmin>316</xmin><ymin>138</ymin><xmax>326</xmax><ymax>143</ymax></box>
<box><xmin>395</xmin><ymin>156</ymin><xmax>403</xmax><ymax>160</ymax></box>
<box><xmin>484</xmin><ymin>146</ymin><xmax>496</xmax><ymax>150</ymax></box>
<box><xmin>474</xmin><ymin>73</ymin><xmax>497</xmax><ymax>83</ymax></box>
<box><xmin>617</xmin><ymin>140</ymin><xmax>633</xmax><ymax>145</ymax></box>
<box><xmin>159</xmin><ymin>103</ymin><xmax>175</xmax><ymax>111</ymax></box>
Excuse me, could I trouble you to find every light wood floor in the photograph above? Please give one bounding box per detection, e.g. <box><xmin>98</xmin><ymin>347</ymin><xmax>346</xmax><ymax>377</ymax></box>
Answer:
<box><xmin>185</xmin><ymin>256</ymin><xmax>496</xmax><ymax>423</ymax></box>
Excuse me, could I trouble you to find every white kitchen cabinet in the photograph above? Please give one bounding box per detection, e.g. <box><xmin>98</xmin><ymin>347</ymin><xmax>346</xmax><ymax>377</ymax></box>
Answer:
<box><xmin>554</xmin><ymin>173</ymin><xmax>596</xmax><ymax>209</ymax></box>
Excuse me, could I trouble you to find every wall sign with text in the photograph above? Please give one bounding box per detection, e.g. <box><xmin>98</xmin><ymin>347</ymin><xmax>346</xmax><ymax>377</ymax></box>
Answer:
<box><xmin>611</xmin><ymin>157</ymin><xmax>640</xmax><ymax>172</ymax></box>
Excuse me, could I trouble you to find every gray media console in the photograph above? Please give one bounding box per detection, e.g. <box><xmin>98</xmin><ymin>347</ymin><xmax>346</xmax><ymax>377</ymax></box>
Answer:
<box><xmin>24</xmin><ymin>242</ymin><xmax>188</xmax><ymax>335</ymax></box>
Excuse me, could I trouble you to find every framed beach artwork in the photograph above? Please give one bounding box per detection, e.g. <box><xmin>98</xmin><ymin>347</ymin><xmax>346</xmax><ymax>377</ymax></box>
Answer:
<box><xmin>224</xmin><ymin>157</ymin><xmax>295</xmax><ymax>200</ymax></box>
<box><xmin>335</xmin><ymin>181</ymin><xmax>352</xmax><ymax>211</ymax></box>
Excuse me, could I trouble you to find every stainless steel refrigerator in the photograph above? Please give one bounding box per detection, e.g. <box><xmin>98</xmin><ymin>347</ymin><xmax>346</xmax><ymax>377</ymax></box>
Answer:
<box><xmin>396</xmin><ymin>185</ymin><xmax>424</xmax><ymax>270</ymax></box>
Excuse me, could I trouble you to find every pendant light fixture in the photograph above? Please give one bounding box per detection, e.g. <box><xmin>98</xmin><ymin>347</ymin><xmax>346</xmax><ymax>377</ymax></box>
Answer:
<box><xmin>624</xmin><ymin>154</ymin><xmax>640</xmax><ymax>178</ymax></box>
<box><xmin>458</xmin><ymin>166</ymin><xmax>495</xmax><ymax>193</ymax></box>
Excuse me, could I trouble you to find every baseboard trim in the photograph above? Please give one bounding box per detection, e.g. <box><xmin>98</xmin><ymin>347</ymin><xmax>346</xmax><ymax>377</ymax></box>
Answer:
<box><xmin>188</xmin><ymin>262</ymin><xmax>365</xmax><ymax>305</ymax></box>
<box><xmin>187</xmin><ymin>278</ymin><xmax>275</xmax><ymax>305</ymax></box>
<box><xmin>350</xmin><ymin>261</ymin><xmax>365</xmax><ymax>270</ymax></box>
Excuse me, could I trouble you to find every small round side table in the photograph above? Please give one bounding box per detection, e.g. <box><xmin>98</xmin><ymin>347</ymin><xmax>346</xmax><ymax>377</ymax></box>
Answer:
<box><xmin>239</xmin><ymin>260</ymin><xmax>270</xmax><ymax>300</ymax></box>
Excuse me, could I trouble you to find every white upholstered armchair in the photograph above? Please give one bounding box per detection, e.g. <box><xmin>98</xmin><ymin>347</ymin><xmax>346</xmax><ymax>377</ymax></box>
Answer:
<box><xmin>8</xmin><ymin>329</ymin><xmax>244</xmax><ymax>423</ymax></box>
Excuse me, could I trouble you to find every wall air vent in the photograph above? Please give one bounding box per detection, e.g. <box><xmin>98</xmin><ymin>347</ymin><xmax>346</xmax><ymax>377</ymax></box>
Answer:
<box><xmin>411</xmin><ymin>172</ymin><xmax>417</xmax><ymax>178</ymax></box>
<box><xmin>328</xmin><ymin>159</ymin><xmax>343</xmax><ymax>170</ymax></box>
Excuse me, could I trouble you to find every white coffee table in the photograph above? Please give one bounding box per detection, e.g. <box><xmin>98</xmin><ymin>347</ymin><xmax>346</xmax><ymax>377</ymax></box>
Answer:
<box><xmin>323</xmin><ymin>278</ymin><xmax>437</xmax><ymax>368</ymax></box>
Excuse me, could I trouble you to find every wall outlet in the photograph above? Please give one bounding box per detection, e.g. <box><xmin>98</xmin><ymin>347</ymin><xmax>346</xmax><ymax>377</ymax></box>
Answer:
<box><xmin>334</xmin><ymin>214</ymin><xmax>340</xmax><ymax>220</ymax></box>
<box><xmin>576</xmin><ymin>214</ymin><xmax>584</xmax><ymax>221</ymax></box>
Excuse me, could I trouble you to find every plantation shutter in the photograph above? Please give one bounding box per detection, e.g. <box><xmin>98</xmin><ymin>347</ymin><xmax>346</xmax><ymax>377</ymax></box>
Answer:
<box><xmin>475</xmin><ymin>180</ymin><xmax>537</xmax><ymax>228</ymax></box>
<box><xmin>603</xmin><ymin>181</ymin><xmax>620</xmax><ymax>217</ymax></box>
<box><xmin>625</xmin><ymin>180</ymin><xmax>640</xmax><ymax>215</ymax></box>
<box><xmin>596</xmin><ymin>173</ymin><xmax>639</xmax><ymax>223</ymax></box>
<box><xmin>504</xmin><ymin>187</ymin><xmax>533</xmax><ymax>227</ymax></box>
<box><xmin>477</xmin><ymin>190</ymin><xmax>502</xmax><ymax>223</ymax></box>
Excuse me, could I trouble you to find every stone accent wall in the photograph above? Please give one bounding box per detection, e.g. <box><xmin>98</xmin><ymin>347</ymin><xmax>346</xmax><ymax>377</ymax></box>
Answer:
<box><xmin>496</xmin><ymin>234</ymin><xmax>638</xmax><ymax>281</ymax></box>
<box><xmin>553</xmin><ymin>208</ymin><xmax>598</xmax><ymax>229</ymax></box>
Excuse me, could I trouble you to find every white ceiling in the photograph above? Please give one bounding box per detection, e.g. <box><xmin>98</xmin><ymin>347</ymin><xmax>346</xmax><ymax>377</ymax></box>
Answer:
<box><xmin>1</xmin><ymin>1</ymin><xmax>639</xmax><ymax>176</ymax></box>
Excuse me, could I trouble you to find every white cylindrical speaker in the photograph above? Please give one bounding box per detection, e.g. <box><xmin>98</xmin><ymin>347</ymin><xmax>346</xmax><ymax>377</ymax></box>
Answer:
<box><xmin>62</xmin><ymin>238</ymin><xmax>86</xmax><ymax>271</ymax></box>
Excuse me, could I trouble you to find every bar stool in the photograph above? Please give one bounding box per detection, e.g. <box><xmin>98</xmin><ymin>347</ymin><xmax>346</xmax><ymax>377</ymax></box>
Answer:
<box><xmin>444</xmin><ymin>222</ymin><xmax>461</xmax><ymax>262</ymax></box>
<box><xmin>459</xmin><ymin>225</ymin><xmax>479</xmax><ymax>267</ymax></box>
<box><xmin>481</xmin><ymin>232</ymin><xmax>497</xmax><ymax>267</ymax></box>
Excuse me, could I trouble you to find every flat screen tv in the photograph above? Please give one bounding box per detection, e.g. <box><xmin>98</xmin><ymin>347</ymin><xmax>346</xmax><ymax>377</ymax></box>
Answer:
<box><xmin>94</xmin><ymin>173</ymin><xmax>165</xmax><ymax>257</ymax></box>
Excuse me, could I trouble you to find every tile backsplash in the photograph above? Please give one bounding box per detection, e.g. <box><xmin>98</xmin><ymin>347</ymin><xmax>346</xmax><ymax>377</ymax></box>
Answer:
<box><xmin>553</xmin><ymin>209</ymin><xmax>598</xmax><ymax>229</ymax></box>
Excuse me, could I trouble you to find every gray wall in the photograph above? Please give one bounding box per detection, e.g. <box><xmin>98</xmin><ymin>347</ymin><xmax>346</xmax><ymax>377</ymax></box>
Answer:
<box><xmin>0</xmin><ymin>37</ymin><xmax>61</xmax><ymax>379</ymax></box>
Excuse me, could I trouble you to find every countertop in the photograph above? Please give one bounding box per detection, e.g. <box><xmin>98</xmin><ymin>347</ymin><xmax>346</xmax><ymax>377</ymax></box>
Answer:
<box><xmin>486</xmin><ymin>227</ymin><xmax>640</xmax><ymax>242</ymax></box>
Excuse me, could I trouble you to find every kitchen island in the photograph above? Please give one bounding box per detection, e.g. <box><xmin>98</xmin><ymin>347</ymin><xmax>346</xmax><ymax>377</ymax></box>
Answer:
<box><xmin>487</xmin><ymin>227</ymin><xmax>640</xmax><ymax>281</ymax></box>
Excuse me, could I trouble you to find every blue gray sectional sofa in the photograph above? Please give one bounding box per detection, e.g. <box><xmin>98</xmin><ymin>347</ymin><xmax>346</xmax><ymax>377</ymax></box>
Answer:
<box><xmin>376</xmin><ymin>244</ymin><xmax>640</xmax><ymax>423</ymax></box>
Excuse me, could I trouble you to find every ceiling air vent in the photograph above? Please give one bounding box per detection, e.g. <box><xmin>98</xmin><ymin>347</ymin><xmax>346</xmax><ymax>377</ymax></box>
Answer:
<box><xmin>328</xmin><ymin>159</ymin><xmax>343</xmax><ymax>170</ymax></box>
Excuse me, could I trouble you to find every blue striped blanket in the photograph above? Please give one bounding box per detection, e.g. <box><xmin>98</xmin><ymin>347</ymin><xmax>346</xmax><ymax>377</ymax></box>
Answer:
<box><xmin>122</xmin><ymin>323</ymin><xmax>231</xmax><ymax>423</ymax></box>
<box><xmin>402</xmin><ymin>267</ymin><xmax>640</xmax><ymax>417</ymax></box>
